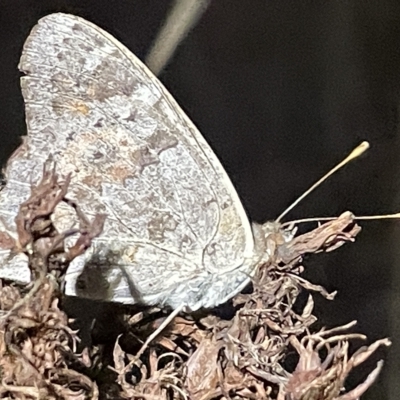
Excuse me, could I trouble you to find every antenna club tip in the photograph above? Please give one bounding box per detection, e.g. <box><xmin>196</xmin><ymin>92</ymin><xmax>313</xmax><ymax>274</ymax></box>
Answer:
<box><xmin>359</xmin><ymin>141</ymin><xmax>370</xmax><ymax>150</ymax></box>
<box><xmin>349</xmin><ymin>141</ymin><xmax>370</xmax><ymax>159</ymax></box>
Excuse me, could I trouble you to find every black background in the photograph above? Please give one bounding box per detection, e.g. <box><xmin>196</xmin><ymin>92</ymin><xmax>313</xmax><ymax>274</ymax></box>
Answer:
<box><xmin>1</xmin><ymin>1</ymin><xmax>400</xmax><ymax>398</ymax></box>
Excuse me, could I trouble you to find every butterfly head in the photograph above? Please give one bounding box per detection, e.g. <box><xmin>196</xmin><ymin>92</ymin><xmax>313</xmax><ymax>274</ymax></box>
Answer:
<box><xmin>251</xmin><ymin>220</ymin><xmax>296</xmax><ymax>267</ymax></box>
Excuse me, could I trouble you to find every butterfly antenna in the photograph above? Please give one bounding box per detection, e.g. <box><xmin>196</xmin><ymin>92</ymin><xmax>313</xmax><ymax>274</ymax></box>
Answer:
<box><xmin>276</xmin><ymin>141</ymin><xmax>370</xmax><ymax>223</ymax></box>
<box><xmin>354</xmin><ymin>213</ymin><xmax>400</xmax><ymax>221</ymax></box>
<box><xmin>281</xmin><ymin>212</ymin><xmax>400</xmax><ymax>227</ymax></box>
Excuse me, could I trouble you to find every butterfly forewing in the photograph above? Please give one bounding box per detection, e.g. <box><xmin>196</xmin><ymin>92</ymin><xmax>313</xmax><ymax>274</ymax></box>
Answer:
<box><xmin>0</xmin><ymin>13</ymin><xmax>258</xmax><ymax>309</ymax></box>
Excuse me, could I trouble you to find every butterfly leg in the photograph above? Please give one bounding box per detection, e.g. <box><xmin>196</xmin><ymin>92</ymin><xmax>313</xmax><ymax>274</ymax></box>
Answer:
<box><xmin>134</xmin><ymin>303</ymin><xmax>185</xmax><ymax>360</ymax></box>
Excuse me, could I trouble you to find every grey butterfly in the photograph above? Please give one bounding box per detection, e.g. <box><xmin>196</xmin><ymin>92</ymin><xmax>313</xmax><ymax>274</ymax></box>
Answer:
<box><xmin>0</xmin><ymin>13</ymin><xmax>286</xmax><ymax>313</ymax></box>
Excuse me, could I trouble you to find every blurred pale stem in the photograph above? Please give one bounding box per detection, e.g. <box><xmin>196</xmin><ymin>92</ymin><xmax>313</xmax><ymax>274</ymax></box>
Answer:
<box><xmin>146</xmin><ymin>0</ymin><xmax>210</xmax><ymax>75</ymax></box>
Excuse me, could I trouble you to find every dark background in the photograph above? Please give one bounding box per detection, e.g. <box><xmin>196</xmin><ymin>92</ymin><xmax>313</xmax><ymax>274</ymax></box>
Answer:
<box><xmin>1</xmin><ymin>1</ymin><xmax>400</xmax><ymax>398</ymax></box>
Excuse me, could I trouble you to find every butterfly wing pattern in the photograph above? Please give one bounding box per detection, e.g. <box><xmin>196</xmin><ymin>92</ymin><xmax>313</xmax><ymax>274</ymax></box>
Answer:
<box><xmin>0</xmin><ymin>13</ymin><xmax>272</xmax><ymax>311</ymax></box>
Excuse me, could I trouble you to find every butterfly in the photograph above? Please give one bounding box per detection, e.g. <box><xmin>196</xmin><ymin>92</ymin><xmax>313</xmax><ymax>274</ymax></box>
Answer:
<box><xmin>0</xmin><ymin>13</ymin><xmax>291</xmax><ymax>314</ymax></box>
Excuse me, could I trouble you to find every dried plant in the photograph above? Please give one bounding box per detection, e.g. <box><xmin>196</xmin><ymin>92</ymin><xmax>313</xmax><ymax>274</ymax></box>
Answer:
<box><xmin>0</xmin><ymin>167</ymin><xmax>390</xmax><ymax>399</ymax></box>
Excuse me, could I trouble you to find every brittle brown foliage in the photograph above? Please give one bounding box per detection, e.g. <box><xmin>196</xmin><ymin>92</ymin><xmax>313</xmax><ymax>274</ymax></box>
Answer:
<box><xmin>0</xmin><ymin>168</ymin><xmax>390</xmax><ymax>399</ymax></box>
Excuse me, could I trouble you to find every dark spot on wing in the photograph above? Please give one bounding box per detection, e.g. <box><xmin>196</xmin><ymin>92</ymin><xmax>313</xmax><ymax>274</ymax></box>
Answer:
<box><xmin>147</xmin><ymin>210</ymin><xmax>178</xmax><ymax>241</ymax></box>
<box><xmin>90</xmin><ymin>60</ymin><xmax>137</xmax><ymax>101</ymax></box>
<box><xmin>148</xmin><ymin>130</ymin><xmax>179</xmax><ymax>154</ymax></box>
<box><xmin>130</xmin><ymin>146</ymin><xmax>159</xmax><ymax>172</ymax></box>
<box><xmin>124</xmin><ymin>109</ymin><xmax>138</xmax><ymax>122</ymax></box>
<box><xmin>94</xmin><ymin>119</ymin><xmax>104</xmax><ymax>128</ymax></box>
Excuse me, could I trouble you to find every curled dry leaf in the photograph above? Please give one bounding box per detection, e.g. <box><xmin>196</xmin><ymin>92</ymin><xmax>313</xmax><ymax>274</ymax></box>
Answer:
<box><xmin>185</xmin><ymin>337</ymin><xmax>221</xmax><ymax>399</ymax></box>
<box><xmin>15</xmin><ymin>161</ymin><xmax>71</xmax><ymax>251</ymax></box>
<box><xmin>278</xmin><ymin>211</ymin><xmax>361</xmax><ymax>264</ymax></box>
<box><xmin>0</xmin><ymin>167</ymin><xmax>102</xmax><ymax>400</ymax></box>
<box><xmin>284</xmin><ymin>327</ymin><xmax>391</xmax><ymax>400</ymax></box>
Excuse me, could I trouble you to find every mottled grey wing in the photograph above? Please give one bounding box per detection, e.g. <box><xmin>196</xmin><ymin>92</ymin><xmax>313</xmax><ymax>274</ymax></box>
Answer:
<box><xmin>0</xmin><ymin>13</ymin><xmax>257</xmax><ymax>309</ymax></box>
